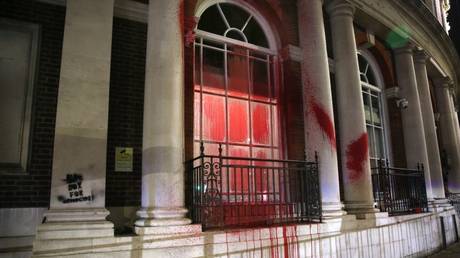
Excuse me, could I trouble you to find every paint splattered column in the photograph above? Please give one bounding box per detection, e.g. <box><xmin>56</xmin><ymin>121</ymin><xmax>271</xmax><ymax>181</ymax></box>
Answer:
<box><xmin>326</xmin><ymin>0</ymin><xmax>378</xmax><ymax>215</ymax></box>
<box><xmin>38</xmin><ymin>0</ymin><xmax>115</xmax><ymax>239</ymax></box>
<box><xmin>135</xmin><ymin>0</ymin><xmax>198</xmax><ymax>235</ymax></box>
<box><xmin>394</xmin><ymin>46</ymin><xmax>434</xmax><ymax>201</ymax></box>
<box><xmin>435</xmin><ymin>78</ymin><xmax>460</xmax><ymax>193</ymax></box>
<box><xmin>298</xmin><ymin>0</ymin><xmax>344</xmax><ymax>218</ymax></box>
<box><xmin>414</xmin><ymin>50</ymin><xmax>446</xmax><ymax>200</ymax></box>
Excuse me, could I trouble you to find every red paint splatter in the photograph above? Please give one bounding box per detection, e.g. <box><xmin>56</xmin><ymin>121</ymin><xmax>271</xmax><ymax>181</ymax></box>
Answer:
<box><xmin>252</xmin><ymin>104</ymin><xmax>270</xmax><ymax>145</ymax></box>
<box><xmin>282</xmin><ymin>225</ymin><xmax>299</xmax><ymax>258</ymax></box>
<box><xmin>270</xmin><ymin>227</ymin><xmax>279</xmax><ymax>258</ymax></box>
<box><xmin>310</xmin><ymin>99</ymin><xmax>336</xmax><ymax>149</ymax></box>
<box><xmin>346</xmin><ymin>133</ymin><xmax>369</xmax><ymax>181</ymax></box>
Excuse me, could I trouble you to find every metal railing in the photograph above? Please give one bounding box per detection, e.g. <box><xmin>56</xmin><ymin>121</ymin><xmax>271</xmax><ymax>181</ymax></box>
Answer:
<box><xmin>371</xmin><ymin>159</ymin><xmax>428</xmax><ymax>215</ymax></box>
<box><xmin>186</xmin><ymin>142</ymin><xmax>322</xmax><ymax>230</ymax></box>
<box><xmin>448</xmin><ymin>193</ymin><xmax>460</xmax><ymax>216</ymax></box>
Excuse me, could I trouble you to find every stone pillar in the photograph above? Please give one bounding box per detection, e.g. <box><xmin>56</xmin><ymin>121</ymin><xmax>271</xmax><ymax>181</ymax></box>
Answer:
<box><xmin>435</xmin><ymin>78</ymin><xmax>460</xmax><ymax>193</ymax></box>
<box><xmin>37</xmin><ymin>0</ymin><xmax>115</xmax><ymax>239</ymax></box>
<box><xmin>413</xmin><ymin>50</ymin><xmax>446</xmax><ymax>200</ymax></box>
<box><xmin>326</xmin><ymin>0</ymin><xmax>378</xmax><ymax>216</ymax></box>
<box><xmin>135</xmin><ymin>0</ymin><xmax>199</xmax><ymax>235</ymax></box>
<box><xmin>298</xmin><ymin>0</ymin><xmax>345</xmax><ymax>219</ymax></box>
<box><xmin>394</xmin><ymin>46</ymin><xmax>434</xmax><ymax>201</ymax></box>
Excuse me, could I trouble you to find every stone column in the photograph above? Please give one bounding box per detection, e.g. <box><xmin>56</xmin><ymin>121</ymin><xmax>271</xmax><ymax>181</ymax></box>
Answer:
<box><xmin>326</xmin><ymin>0</ymin><xmax>378</xmax><ymax>216</ymax></box>
<box><xmin>38</xmin><ymin>0</ymin><xmax>115</xmax><ymax>239</ymax></box>
<box><xmin>394</xmin><ymin>46</ymin><xmax>434</xmax><ymax>201</ymax></box>
<box><xmin>413</xmin><ymin>50</ymin><xmax>446</xmax><ymax>200</ymax></box>
<box><xmin>298</xmin><ymin>0</ymin><xmax>345</xmax><ymax>219</ymax></box>
<box><xmin>435</xmin><ymin>78</ymin><xmax>460</xmax><ymax>193</ymax></box>
<box><xmin>135</xmin><ymin>0</ymin><xmax>199</xmax><ymax>235</ymax></box>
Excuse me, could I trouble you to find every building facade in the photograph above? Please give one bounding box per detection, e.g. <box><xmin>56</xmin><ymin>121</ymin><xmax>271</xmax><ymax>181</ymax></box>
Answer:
<box><xmin>1</xmin><ymin>0</ymin><xmax>460</xmax><ymax>257</ymax></box>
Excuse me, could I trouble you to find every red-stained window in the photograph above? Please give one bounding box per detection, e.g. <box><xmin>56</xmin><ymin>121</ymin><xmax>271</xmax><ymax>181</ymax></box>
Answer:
<box><xmin>193</xmin><ymin>3</ymin><xmax>282</xmax><ymax>162</ymax></box>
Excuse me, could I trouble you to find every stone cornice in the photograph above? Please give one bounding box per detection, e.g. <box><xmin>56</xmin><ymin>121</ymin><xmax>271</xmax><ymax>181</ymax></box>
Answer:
<box><xmin>350</xmin><ymin>0</ymin><xmax>460</xmax><ymax>96</ymax></box>
<box><xmin>326</xmin><ymin>0</ymin><xmax>355</xmax><ymax>18</ymax></box>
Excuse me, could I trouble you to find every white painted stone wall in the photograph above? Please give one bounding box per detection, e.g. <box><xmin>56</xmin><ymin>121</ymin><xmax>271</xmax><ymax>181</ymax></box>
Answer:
<box><xmin>0</xmin><ymin>208</ymin><xmax>46</xmax><ymax>258</ymax></box>
<box><xmin>31</xmin><ymin>209</ymin><xmax>459</xmax><ymax>257</ymax></box>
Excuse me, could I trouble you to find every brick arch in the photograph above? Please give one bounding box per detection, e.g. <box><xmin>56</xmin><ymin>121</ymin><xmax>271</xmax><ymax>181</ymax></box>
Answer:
<box><xmin>356</xmin><ymin>34</ymin><xmax>396</xmax><ymax>89</ymax></box>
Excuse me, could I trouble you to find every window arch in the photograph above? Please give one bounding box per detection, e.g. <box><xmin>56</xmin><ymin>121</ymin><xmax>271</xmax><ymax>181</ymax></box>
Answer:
<box><xmin>193</xmin><ymin>1</ymin><xmax>282</xmax><ymax>161</ymax></box>
<box><xmin>358</xmin><ymin>50</ymin><xmax>391</xmax><ymax>168</ymax></box>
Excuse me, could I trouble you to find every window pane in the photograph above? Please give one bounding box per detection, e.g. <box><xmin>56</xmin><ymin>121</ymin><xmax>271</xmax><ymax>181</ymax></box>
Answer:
<box><xmin>194</xmin><ymin>93</ymin><xmax>201</xmax><ymax>140</ymax></box>
<box><xmin>251</xmin><ymin>103</ymin><xmax>271</xmax><ymax>145</ymax></box>
<box><xmin>244</xmin><ymin>18</ymin><xmax>269</xmax><ymax>48</ymax></box>
<box><xmin>250</xmin><ymin>58</ymin><xmax>270</xmax><ymax>101</ymax></box>
<box><xmin>198</xmin><ymin>5</ymin><xmax>227</xmax><ymax>36</ymax></box>
<box><xmin>228</xmin><ymin>98</ymin><xmax>249</xmax><ymax>143</ymax></box>
<box><xmin>367</xmin><ymin>68</ymin><xmax>377</xmax><ymax>85</ymax></box>
<box><xmin>220</xmin><ymin>3</ymin><xmax>250</xmax><ymax>30</ymax></box>
<box><xmin>272</xmin><ymin>107</ymin><xmax>279</xmax><ymax>147</ymax></box>
<box><xmin>358</xmin><ymin>55</ymin><xmax>367</xmax><ymax>73</ymax></box>
<box><xmin>202</xmin><ymin>94</ymin><xmax>226</xmax><ymax>142</ymax></box>
<box><xmin>367</xmin><ymin>126</ymin><xmax>375</xmax><ymax>158</ymax></box>
<box><xmin>227</xmin><ymin>47</ymin><xmax>249</xmax><ymax>97</ymax></box>
<box><xmin>363</xmin><ymin>92</ymin><xmax>371</xmax><ymax>123</ymax></box>
<box><xmin>371</xmin><ymin>96</ymin><xmax>382</xmax><ymax>126</ymax></box>
<box><xmin>203</xmin><ymin>46</ymin><xmax>225</xmax><ymax>94</ymax></box>
<box><xmin>375</xmin><ymin>129</ymin><xmax>384</xmax><ymax>159</ymax></box>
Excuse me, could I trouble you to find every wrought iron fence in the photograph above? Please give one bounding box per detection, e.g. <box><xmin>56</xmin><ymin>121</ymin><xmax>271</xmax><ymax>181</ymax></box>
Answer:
<box><xmin>186</xmin><ymin>143</ymin><xmax>322</xmax><ymax>230</ymax></box>
<box><xmin>371</xmin><ymin>159</ymin><xmax>428</xmax><ymax>215</ymax></box>
<box><xmin>448</xmin><ymin>193</ymin><xmax>460</xmax><ymax>216</ymax></box>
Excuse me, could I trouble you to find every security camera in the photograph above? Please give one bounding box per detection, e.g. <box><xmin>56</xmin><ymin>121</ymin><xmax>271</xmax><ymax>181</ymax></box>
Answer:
<box><xmin>396</xmin><ymin>98</ymin><xmax>409</xmax><ymax>109</ymax></box>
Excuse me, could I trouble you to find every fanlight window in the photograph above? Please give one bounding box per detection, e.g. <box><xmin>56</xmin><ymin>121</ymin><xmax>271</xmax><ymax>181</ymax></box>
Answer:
<box><xmin>197</xmin><ymin>3</ymin><xmax>269</xmax><ymax>48</ymax></box>
<box><xmin>358</xmin><ymin>53</ymin><xmax>388</xmax><ymax>168</ymax></box>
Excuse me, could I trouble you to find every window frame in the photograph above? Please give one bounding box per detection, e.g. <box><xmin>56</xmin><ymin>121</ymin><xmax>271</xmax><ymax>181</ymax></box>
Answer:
<box><xmin>0</xmin><ymin>18</ymin><xmax>40</xmax><ymax>174</ymax></box>
<box><xmin>193</xmin><ymin>1</ymin><xmax>285</xmax><ymax>160</ymax></box>
<box><xmin>357</xmin><ymin>49</ymin><xmax>393</xmax><ymax>167</ymax></box>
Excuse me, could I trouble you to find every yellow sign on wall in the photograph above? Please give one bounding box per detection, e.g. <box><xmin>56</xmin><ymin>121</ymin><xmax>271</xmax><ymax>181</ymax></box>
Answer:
<box><xmin>115</xmin><ymin>147</ymin><xmax>133</xmax><ymax>172</ymax></box>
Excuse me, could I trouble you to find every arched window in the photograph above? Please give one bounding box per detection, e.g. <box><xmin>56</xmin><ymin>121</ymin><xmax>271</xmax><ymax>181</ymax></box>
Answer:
<box><xmin>194</xmin><ymin>2</ymin><xmax>281</xmax><ymax>161</ymax></box>
<box><xmin>358</xmin><ymin>51</ymin><xmax>389</xmax><ymax>168</ymax></box>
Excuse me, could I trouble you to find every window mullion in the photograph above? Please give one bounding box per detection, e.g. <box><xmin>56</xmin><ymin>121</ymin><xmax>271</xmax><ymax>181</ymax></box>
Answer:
<box><xmin>241</xmin><ymin>15</ymin><xmax>253</xmax><ymax>32</ymax></box>
<box><xmin>217</xmin><ymin>3</ymin><xmax>231</xmax><ymax>30</ymax></box>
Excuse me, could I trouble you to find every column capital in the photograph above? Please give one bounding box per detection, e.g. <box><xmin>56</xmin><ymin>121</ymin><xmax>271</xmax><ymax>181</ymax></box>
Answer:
<box><xmin>298</xmin><ymin>0</ymin><xmax>325</xmax><ymax>8</ymax></box>
<box><xmin>326</xmin><ymin>0</ymin><xmax>355</xmax><ymax>18</ymax></box>
<box><xmin>393</xmin><ymin>43</ymin><xmax>416</xmax><ymax>55</ymax></box>
<box><xmin>413</xmin><ymin>49</ymin><xmax>430</xmax><ymax>64</ymax></box>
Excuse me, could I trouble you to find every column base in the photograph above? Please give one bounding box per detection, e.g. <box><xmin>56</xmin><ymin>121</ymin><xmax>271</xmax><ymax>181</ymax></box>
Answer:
<box><xmin>428</xmin><ymin>198</ymin><xmax>452</xmax><ymax>212</ymax></box>
<box><xmin>36</xmin><ymin>208</ymin><xmax>114</xmax><ymax>240</ymax></box>
<box><xmin>134</xmin><ymin>207</ymin><xmax>201</xmax><ymax>235</ymax></box>
<box><xmin>321</xmin><ymin>201</ymin><xmax>348</xmax><ymax>220</ymax></box>
<box><xmin>344</xmin><ymin>201</ymin><xmax>380</xmax><ymax>219</ymax></box>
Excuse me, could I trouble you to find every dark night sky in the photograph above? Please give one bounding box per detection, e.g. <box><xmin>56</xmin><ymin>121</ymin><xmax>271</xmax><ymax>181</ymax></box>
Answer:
<box><xmin>449</xmin><ymin>0</ymin><xmax>460</xmax><ymax>53</ymax></box>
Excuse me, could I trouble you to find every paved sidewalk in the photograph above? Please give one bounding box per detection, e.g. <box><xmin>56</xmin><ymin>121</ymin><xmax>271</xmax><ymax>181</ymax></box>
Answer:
<box><xmin>428</xmin><ymin>242</ymin><xmax>460</xmax><ymax>258</ymax></box>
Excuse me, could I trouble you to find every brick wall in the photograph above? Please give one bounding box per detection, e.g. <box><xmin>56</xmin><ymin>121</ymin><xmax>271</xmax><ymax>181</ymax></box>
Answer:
<box><xmin>0</xmin><ymin>1</ymin><xmax>65</xmax><ymax>208</ymax></box>
<box><xmin>283</xmin><ymin>61</ymin><xmax>306</xmax><ymax>160</ymax></box>
<box><xmin>105</xmin><ymin>17</ymin><xmax>147</xmax><ymax>207</ymax></box>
